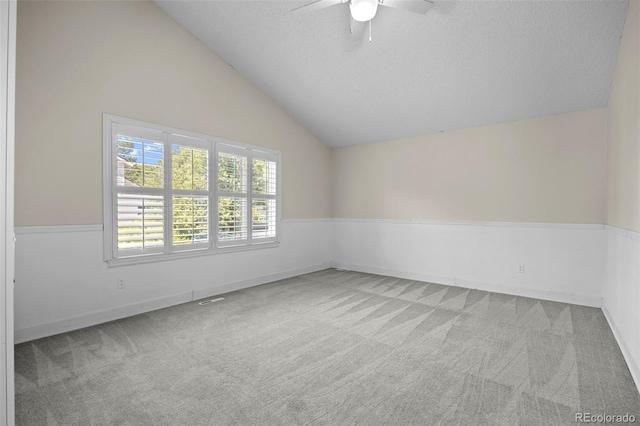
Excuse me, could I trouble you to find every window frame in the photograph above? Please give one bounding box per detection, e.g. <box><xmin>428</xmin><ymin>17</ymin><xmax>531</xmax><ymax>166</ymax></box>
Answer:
<box><xmin>103</xmin><ymin>114</ymin><xmax>281</xmax><ymax>267</ymax></box>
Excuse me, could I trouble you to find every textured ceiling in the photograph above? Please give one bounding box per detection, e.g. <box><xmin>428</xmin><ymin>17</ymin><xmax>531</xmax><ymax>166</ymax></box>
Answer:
<box><xmin>155</xmin><ymin>0</ymin><xmax>628</xmax><ymax>147</ymax></box>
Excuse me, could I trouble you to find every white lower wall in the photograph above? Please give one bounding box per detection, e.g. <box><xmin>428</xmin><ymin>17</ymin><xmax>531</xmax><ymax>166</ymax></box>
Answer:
<box><xmin>332</xmin><ymin>219</ymin><xmax>606</xmax><ymax>307</ymax></box>
<box><xmin>14</xmin><ymin>219</ymin><xmax>619</xmax><ymax>345</ymax></box>
<box><xmin>602</xmin><ymin>225</ymin><xmax>640</xmax><ymax>390</ymax></box>
<box><xmin>14</xmin><ymin>219</ymin><xmax>331</xmax><ymax>343</ymax></box>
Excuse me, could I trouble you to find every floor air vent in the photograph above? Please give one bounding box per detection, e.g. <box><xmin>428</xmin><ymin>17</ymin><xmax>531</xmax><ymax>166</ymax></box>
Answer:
<box><xmin>198</xmin><ymin>297</ymin><xmax>225</xmax><ymax>306</ymax></box>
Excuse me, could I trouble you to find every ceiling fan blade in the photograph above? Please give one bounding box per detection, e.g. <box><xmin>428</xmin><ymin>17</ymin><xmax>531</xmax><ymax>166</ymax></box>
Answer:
<box><xmin>291</xmin><ymin>0</ymin><xmax>345</xmax><ymax>13</ymax></box>
<box><xmin>379</xmin><ymin>0</ymin><xmax>433</xmax><ymax>15</ymax></box>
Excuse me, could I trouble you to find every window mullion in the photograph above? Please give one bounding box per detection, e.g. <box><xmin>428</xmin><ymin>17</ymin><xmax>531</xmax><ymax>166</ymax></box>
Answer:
<box><xmin>164</xmin><ymin>132</ymin><xmax>172</xmax><ymax>253</ymax></box>
<box><xmin>171</xmin><ymin>189</ymin><xmax>208</xmax><ymax>196</ymax></box>
<box><xmin>217</xmin><ymin>191</ymin><xmax>247</xmax><ymax>198</ymax></box>
<box><xmin>116</xmin><ymin>186</ymin><xmax>164</xmax><ymax>196</ymax></box>
<box><xmin>110</xmin><ymin>122</ymin><xmax>118</xmax><ymax>260</ymax></box>
<box><xmin>247</xmin><ymin>153</ymin><xmax>253</xmax><ymax>244</ymax></box>
<box><xmin>211</xmin><ymin>140</ymin><xmax>217</xmax><ymax>249</ymax></box>
<box><xmin>251</xmin><ymin>193</ymin><xmax>276</xmax><ymax>199</ymax></box>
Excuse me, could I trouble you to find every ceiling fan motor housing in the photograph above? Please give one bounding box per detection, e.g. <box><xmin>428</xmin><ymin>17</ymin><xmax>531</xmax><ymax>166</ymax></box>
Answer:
<box><xmin>350</xmin><ymin>0</ymin><xmax>379</xmax><ymax>22</ymax></box>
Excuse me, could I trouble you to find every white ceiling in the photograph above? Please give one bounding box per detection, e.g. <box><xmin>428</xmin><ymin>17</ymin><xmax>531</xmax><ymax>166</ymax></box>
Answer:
<box><xmin>155</xmin><ymin>0</ymin><xmax>628</xmax><ymax>148</ymax></box>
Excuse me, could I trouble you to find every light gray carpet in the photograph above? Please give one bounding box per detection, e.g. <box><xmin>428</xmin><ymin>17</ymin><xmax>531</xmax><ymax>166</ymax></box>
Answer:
<box><xmin>15</xmin><ymin>269</ymin><xmax>640</xmax><ymax>425</ymax></box>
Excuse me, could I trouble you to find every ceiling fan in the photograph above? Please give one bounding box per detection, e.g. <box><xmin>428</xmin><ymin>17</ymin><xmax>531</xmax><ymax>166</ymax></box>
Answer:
<box><xmin>292</xmin><ymin>0</ymin><xmax>433</xmax><ymax>41</ymax></box>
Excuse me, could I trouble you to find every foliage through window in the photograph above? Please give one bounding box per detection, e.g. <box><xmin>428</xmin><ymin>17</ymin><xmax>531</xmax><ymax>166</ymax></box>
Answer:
<box><xmin>104</xmin><ymin>115</ymin><xmax>280</xmax><ymax>264</ymax></box>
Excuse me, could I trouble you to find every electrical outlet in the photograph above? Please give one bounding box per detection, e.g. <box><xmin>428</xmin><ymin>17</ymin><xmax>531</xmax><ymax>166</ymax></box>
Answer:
<box><xmin>117</xmin><ymin>278</ymin><xmax>125</xmax><ymax>289</ymax></box>
<box><xmin>518</xmin><ymin>264</ymin><xmax>525</xmax><ymax>273</ymax></box>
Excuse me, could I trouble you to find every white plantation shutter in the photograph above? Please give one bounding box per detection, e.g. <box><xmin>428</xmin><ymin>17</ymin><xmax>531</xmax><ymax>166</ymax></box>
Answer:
<box><xmin>172</xmin><ymin>195</ymin><xmax>208</xmax><ymax>245</ymax></box>
<box><xmin>170</xmin><ymin>134</ymin><xmax>210</xmax><ymax>249</ymax></box>
<box><xmin>114</xmin><ymin>125</ymin><xmax>165</xmax><ymax>256</ymax></box>
<box><xmin>217</xmin><ymin>146</ymin><xmax>248</xmax><ymax>245</ymax></box>
<box><xmin>116</xmin><ymin>193</ymin><xmax>164</xmax><ymax>251</ymax></box>
<box><xmin>104</xmin><ymin>115</ymin><xmax>280</xmax><ymax>264</ymax></box>
<box><xmin>251</xmin><ymin>155</ymin><xmax>277</xmax><ymax>242</ymax></box>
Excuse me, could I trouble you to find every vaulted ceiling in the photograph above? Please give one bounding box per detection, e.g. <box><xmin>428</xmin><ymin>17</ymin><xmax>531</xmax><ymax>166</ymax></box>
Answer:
<box><xmin>156</xmin><ymin>0</ymin><xmax>628</xmax><ymax>147</ymax></box>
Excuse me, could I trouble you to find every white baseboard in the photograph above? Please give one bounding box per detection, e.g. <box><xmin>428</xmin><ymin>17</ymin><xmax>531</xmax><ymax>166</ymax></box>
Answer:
<box><xmin>602</xmin><ymin>299</ymin><xmax>640</xmax><ymax>393</ymax></box>
<box><xmin>191</xmin><ymin>262</ymin><xmax>330</xmax><ymax>300</ymax></box>
<box><xmin>14</xmin><ymin>291</ymin><xmax>193</xmax><ymax>344</ymax></box>
<box><xmin>331</xmin><ymin>261</ymin><xmax>602</xmax><ymax>308</ymax></box>
<box><xmin>15</xmin><ymin>262</ymin><xmax>330</xmax><ymax>344</ymax></box>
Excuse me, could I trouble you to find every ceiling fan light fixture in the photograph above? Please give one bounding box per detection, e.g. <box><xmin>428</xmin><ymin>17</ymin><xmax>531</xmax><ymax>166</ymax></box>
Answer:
<box><xmin>350</xmin><ymin>0</ymin><xmax>378</xmax><ymax>22</ymax></box>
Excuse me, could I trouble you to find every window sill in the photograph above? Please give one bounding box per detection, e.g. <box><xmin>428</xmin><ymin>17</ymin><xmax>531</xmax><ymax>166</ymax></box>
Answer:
<box><xmin>106</xmin><ymin>241</ymin><xmax>280</xmax><ymax>268</ymax></box>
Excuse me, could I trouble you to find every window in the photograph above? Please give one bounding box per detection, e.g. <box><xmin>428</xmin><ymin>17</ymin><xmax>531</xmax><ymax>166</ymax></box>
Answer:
<box><xmin>103</xmin><ymin>114</ymin><xmax>280</xmax><ymax>265</ymax></box>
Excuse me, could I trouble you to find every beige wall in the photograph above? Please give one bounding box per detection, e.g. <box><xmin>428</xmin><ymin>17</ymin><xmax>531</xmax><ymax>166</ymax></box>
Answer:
<box><xmin>15</xmin><ymin>0</ymin><xmax>330</xmax><ymax>226</ymax></box>
<box><xmin>332</xmin><ymin>108</ymin><xmax>607</xmax><ymax>224</ymax></box>
<box><xmin>16</xmin><ymin>0</ymin><xmax>629</xmax><ymax>228</ymax></box>
<box><xmin>607</xmin><ymin>0</ymin><xmax>639</xmax><ymax>232</ymax></box>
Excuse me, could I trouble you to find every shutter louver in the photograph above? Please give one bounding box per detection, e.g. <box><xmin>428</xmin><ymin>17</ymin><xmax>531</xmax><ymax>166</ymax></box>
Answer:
<box><xmin>218</xmin><ymin>197</ymin><xmax>248</xmax><ymax>241</ymax></box>
<box><xmin>116</xmin><ymin>130</ymin><xmax>164</xmax><ymax>189</ymax></box>
<box><xmin>172</xmin><ymin>195</ymin><xmax>208</xmax><ymax>245</ymax></box>
<box><xmin>117</xmin><ymin>193</ymin><xmax>164</xmax><ymax>250</ymax></box>
<box><xmin>251</xmin><ymin>198</ymin><xmax>276</xmax><ymax>239</ymax></box>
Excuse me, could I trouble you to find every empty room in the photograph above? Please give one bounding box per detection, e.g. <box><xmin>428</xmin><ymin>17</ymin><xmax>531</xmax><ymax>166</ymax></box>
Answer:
<box><xmin>0</xmin><ymin>0</ymin><xmax>639</xmax><ymax>424</ymax></box>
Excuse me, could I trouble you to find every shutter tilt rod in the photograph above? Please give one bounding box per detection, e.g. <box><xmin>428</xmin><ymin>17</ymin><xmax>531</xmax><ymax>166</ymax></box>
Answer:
<box><xmin>369</xmin><ymin>19</ymin><xmax>372</xmax><ymax>42</ymax></box>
